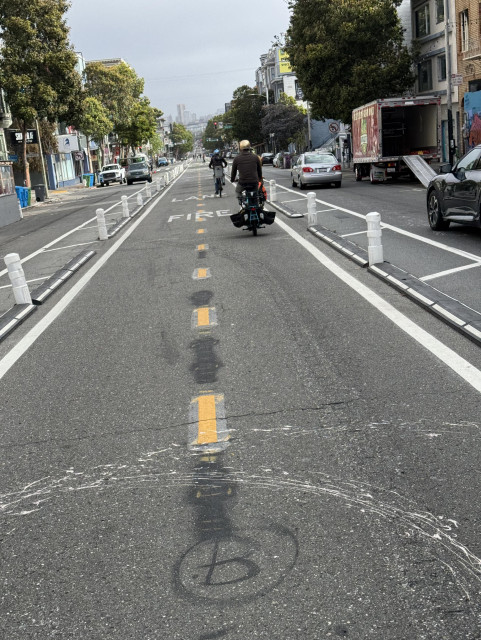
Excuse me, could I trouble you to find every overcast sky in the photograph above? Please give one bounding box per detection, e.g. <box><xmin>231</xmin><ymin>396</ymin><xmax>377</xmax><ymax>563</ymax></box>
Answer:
<box><xmin>66</xmin><ymin>0</ymin><xmax>291</xmax><ymax>121</ymax></box>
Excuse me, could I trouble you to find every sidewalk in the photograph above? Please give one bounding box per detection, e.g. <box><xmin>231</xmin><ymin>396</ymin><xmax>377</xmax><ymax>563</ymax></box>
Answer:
<box><xmin>22</xmin><ymin>182</ymin><xmax>98</xmax><ymax>217</ymax></box>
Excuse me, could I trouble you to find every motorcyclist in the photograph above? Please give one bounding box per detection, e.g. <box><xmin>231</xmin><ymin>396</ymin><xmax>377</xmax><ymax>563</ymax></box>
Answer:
<box><xmin>230</xmin><ymin>140</ymin><xmax>263</xmax><ymax>205</ymax></box>
<box><xmin>209</xmin><ymin>149</ymin><xmax>227</xmax><ymax>195</ymax></box>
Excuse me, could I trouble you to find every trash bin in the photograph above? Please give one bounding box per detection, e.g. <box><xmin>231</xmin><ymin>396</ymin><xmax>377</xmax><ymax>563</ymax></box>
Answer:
<box><xmin>15</xmin><ymin>186</ymin><xmax>30</xmax><ymax>208</ymax></box>
<box><xmin>33</xmin><ymin>184</ymin><xmax>46</xmax><ymax>202</ymax></box>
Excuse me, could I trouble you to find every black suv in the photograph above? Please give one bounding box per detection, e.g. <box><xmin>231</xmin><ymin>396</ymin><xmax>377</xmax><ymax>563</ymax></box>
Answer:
<box><xmin>261</xmin><ymin>153</ymin><xmax>274</xmax><ymax>165</ymax></box>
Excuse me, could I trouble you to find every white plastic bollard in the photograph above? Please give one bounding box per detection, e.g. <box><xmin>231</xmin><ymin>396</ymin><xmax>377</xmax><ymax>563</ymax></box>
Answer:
<box><xmin>136</xmin><ymin>192</ymin><xmax>143</xmax><ymax>207</ymax></box>
<box><xmin>145</xmin><ymin>183</ymin><xmax>152</xmax><ymax>198</ymax></box>
<box><xmin>156</xmin><ymin>179</ymin><xmax>161</xmax><ymax>192</ymax></box>
<box><xmin>307</xmin><ymin>192</ymin><xmax>317</xmax><ymax>225</ymax></box>
<box><xmin>96</xmin><ymin>208</ymin><xmax>108</xmax><ymax>241</ymax></box>
<box><xmin>4</xmin><ymin>253</ymin><xmax>32</xmax><ymax>305</ymax></box>
<box><xmin>121</xmin><ymin>195</ymin><xmax>129</xmax><ymax>218</ymax></box>
<box><xmin>269</xmin><ymin>179</ymin><xmax>277</xmax><ymax>202</ymax></box>
<box><xmin>163</xmin><ymin>174</ymin><xmax>169</xmax><ymax>187</ymax></box>
<box><xmin>366</xmin><ymin>211</ymin><xmax>383</xmax><ymax>265</ymax></box>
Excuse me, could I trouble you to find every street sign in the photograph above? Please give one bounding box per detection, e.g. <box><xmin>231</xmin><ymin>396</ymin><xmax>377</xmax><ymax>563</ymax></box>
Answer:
<box><xmin>26</xmin><ymin>153</ymin><xmax>39</xmax><ymax>158</ymax></box>
<box><xmin>452</xmin><ymin>74</ymin><xmax>463</xmax><ymax>86</ymax></box>
<box><xmin>328</xmin><ymin>122</ymin><xmax>340</xmax><ymax>134</ymax></box>
<box><xmin>8</xmin><ymin>154</ymin><xmax>18</xmax><ymax>162</ymax></box>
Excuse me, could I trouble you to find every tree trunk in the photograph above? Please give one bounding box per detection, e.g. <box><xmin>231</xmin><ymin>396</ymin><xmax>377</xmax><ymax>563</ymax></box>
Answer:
<box><xmin>86</xmin><ymin>136</ymin><xmax>93</xmax><ymax>172</ymax></box>
<box><xmin>21</xmin><ymin>121</ymin><xmax>31</xmax><ymax>187</ymax></box>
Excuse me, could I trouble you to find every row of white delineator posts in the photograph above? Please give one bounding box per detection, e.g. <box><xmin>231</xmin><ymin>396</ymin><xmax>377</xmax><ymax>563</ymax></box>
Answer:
<box><xmin>268</xmin><ymin>179</ymin><xmax>383</xmax><ymax>266</ymax></box>
<box><xmin>4</xmin><ymin>165</ymin><xmax>188</xmax><ymax>305</ymax></box>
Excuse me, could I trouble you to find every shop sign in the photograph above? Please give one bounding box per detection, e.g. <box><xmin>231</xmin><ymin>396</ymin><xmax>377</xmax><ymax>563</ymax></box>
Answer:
<box><xmin>10</xmin><ymin>130</ymin><xmax>37</xmax><ymax>145</ymax></box>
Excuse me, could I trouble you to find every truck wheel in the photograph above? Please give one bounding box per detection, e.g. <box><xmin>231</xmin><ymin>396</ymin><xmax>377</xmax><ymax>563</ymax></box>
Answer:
<box><xmin>427</xmin><ymin>191</ymin><xmax>450</xmax><ymax>230</ymax></box>
<box><xmin>355</xmin><ymin>166</ymin><xmax>362</xmax><ymax>181</ymax></box>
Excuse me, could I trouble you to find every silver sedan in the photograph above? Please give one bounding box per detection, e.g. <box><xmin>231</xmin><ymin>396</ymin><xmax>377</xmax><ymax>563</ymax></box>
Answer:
<box><xmin>291</xmin><ymin>152</ymin><xmax>342</xmax><ymax>189</ymax></box>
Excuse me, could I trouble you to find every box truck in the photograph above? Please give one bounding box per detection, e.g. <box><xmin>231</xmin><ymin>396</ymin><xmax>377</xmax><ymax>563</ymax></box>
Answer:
<box><xmin>352</xmin><ymin>96</ymin><xmax>441</xmax><ymax>186</ymax></box>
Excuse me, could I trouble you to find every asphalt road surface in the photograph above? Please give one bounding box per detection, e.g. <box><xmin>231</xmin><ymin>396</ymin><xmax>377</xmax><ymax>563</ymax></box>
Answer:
<box><xmin>2</xmin><ymin>162</ymin><xmax>481</xmax><ymax>639</ymax></box>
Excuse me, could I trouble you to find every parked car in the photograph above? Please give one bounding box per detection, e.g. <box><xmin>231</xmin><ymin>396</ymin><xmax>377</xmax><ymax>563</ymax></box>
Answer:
<box><xmin>273</xmin><ymin>152</ymin><xmax>284</xmax><ymax>168</ymax></box>
<box><xmin>291</xmin><ymin>152</ymin><xmax>342</xmax><ymax>189</ymax></box>
<box><xmin>427</xmin><ymin>145</ymin><xmax>481</xmax><ymax>231</ymax></box>
<box><xmin>158</xmin><ymin>157</ymin><xmax>169</xmax><ymax>167</ymax></box>
<box><xmin>98</xmin><ymin>164</ymin><xmax>126</xmax><ymax>187</ymax></box>
<box><xmin>261</xmin><ymin>152</ymin><xmax>275</xmax><ymax>165</ymax></box>
<box><xmin>126</xmin><ymin>161</ymin><xmax>152</xmax><ymax>185</ymax></box>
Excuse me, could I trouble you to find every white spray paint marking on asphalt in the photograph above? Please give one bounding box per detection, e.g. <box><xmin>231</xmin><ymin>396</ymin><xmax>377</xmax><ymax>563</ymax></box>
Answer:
<box><xmin>275</xmin><ymin>216</ymin><xmax>481</xmax><ymax>394</ymax></box>
<box><xmin>0</xmin><ymin>177</ymin><xmax>182</xmax><ymax>380</ymax></box>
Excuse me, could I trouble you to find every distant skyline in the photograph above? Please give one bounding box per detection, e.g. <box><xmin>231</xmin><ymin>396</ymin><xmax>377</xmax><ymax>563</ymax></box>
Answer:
<box><xmin>66</xmin><ymin>0</ymin><xmax>291</xmax><ymax>120</ymax></box>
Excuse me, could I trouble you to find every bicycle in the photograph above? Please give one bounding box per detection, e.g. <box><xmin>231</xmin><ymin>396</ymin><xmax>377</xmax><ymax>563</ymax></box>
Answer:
<box><xmin>213</xmin><ymin>165</ymin><xmax>224</xmax><ymax>197</ymax></box>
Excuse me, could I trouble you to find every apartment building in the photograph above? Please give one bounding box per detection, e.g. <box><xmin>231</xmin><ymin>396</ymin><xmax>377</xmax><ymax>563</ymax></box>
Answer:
<box><xmin>456</xmin><ymin>0</ymin><xmax>481</xmax><ymax>153</ymax></box>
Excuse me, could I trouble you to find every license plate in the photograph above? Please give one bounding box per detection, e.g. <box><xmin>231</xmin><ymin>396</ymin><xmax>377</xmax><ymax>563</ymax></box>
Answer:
<box><xmin>316</xmin><ymin>168</ymin><xmax>327</xmax><ymax>173</ymax></box>
<box><xmin>387</xmin><ymin>168</ymin><xmax>395</xmax><ymax>173</ymax></box>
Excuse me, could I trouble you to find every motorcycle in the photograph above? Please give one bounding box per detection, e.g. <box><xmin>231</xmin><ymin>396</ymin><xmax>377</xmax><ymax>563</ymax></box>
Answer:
<box><xmin>230</xmin><ymin>182</ymin><xmax>275</xmax><ymax>236</ymax></box>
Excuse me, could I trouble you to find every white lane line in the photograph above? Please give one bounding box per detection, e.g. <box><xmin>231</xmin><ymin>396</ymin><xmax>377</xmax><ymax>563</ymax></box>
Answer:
<box><xmin>0</xmin><ymin>276</ymin><xmax>48</xmax><ymax>290</ymax></box>
<box><xmin>341</xmin><ymin>230</ymin><xmax>368</xmax><ymax>238</ymax></box>
<box><xmin>0</xmin><ymin>176</ymin><xmax>183</xmax><ymax>381</ymax></box>
<box><xmin>420</xmin><ymin>262</ymin><xmax>481</xmax><ymax>281</ymax></box>
<box><xmin>275</xmin><ymin>216</ymin><xmax>481</xmax><ymax>395</ymax></box>
<box><xmin>42</xmin><ymin>241</ymin><xmax>100</xmax><ymax>253</ymax></box>
<box><xmin>281</xmin><ymin>198</ymin><xmax>306</xmax><ymax>203</ymax></box>
<box><xmin>276</xmin><ymin>184</ymin><xmax>481</xmax><ymax>263</ymax></box>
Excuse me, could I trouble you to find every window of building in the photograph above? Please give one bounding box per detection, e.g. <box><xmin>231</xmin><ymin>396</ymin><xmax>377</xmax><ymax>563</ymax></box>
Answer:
<box><xmin>460</xmin><ymin>9</ymin><xmax>469</xmax><ymax>51</ymax></box>
<box><xmin>436</xmin><ymin>0</ymin><xmax>444</xmax><ymax>23</ymax></box>
<box><xmin>0</xmin><ymin>164</ymin><xmax>15</xmax><ymax>196</ymax></box>
<box><xmin>418</xmin><ymin>59</ymin><xmax>433</xmax><ymax>91</ymax></box>
<box><xmin>437</xmin><ymin>54</ymin><xmax>447</xmax><ymax>81</ymax></box>
<box><xmin>415</xmin><ymin>4</ymin><xmax>430</xmax><ymax>38</ymax></box>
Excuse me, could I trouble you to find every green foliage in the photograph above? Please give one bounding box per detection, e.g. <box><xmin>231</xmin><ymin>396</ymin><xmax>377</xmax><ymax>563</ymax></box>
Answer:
<box><xmin>0</xmin><ymin>0</ymin><xmax>83</xmax><ymax>184</ymax></box>
<box><xmin>261</xmin><ymin>98</ymin><xmax>306</xmax><ymax>150</ymax></box>
<box><xmin>286</xmin><ymin>0</ymin><xmax>415</xmax><ymax>123</ymax></box>
<box><xmin>78</xmin><ymin>96</ymin><xmax>112</xmax><ymax>144</ymax></box>
<box><xmin>229</xmin><ymin>85</ymin><xmax>265</xmax><ymax>144</ymax></box>
<box><xmin>170</xmin><ymin>123</ymin><xmax>193</xmax><ymax>158</ymax></box>
<box><xmin>116</xmin><ymin>97</ymin><xmax>158</xmax><ymax>151</ymax></box>
<box><xmin>84</xmin><ymin>61</ymin><xmax>144</xmax><ymax>131</ymax></box>
<box><xmin>202</xmin><ymin>119</ymin><xmax>222</xmax><ymax>152</ymax></box>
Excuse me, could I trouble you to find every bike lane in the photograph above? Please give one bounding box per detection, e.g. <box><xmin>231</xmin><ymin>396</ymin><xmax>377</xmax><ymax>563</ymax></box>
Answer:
<box><xmin>1</xmin><ymin>163</ymin><xmax>481</xmax><ymax>638</ymax></box>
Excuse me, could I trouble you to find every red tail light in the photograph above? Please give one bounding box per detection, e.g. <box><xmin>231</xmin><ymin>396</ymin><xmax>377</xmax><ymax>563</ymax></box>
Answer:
<box><xmin>332</xmin><ymin>164</ymin><xmax>342</xmax><ymax>171</ymax></box>
<box><xmin>302</xmin><ymin>167</ymin><xmax>314</xmax><ymax>173</ymax></box>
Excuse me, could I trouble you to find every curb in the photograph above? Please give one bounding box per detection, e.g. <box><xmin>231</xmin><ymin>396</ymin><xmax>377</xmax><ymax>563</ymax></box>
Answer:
<box><xmin>308</xmin><ymin>224</ymin><xmax>369</xmax><ymax>267</ymax></box>
<box><xmin>30</xmin><ymin>250</ymin><xmax>96</xmax><ymax>305</ymax></box>
<box><xmin>0</xmin><ymin>304</ymin><xmax>37</xmax><ymax>342</ymax></box>
<box><xmin>267</xmin><ymin>199</ymin><xmax>304</xmax><ymax>218</ymax></box>
<box><xmin>307</xmin><ymin>224</ymin><xmax>481</xmax><ymax>345</ymax></box>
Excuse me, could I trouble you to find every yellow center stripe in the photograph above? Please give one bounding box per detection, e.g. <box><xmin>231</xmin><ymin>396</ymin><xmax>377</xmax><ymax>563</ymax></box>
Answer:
<box><xmin>197</xmin><ymin>395</ymin><xmax>217</xmax><ymax>444</ymax></box>
<box><xmin>197</xmin><ymin>307</ymin><xmax>210</xmax><ymax>326</ymax></box>
<box><xmin>196</xmin><ymin>268</ymin><xmax>207</xmax><ymax>279</ymax></box>
<box><xmin>197</xmin><ymin>244</ymin><xmax>206</xmax><ymax>251</ymax></box>
<box><xmin>197</xmin><ymin>229</ymin><xmax>205</xmax><ymax>234</ymax></box>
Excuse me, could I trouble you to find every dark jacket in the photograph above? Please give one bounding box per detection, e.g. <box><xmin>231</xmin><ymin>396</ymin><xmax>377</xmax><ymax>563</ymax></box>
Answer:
<box><xmin>230</xmin><ymin>150</ymin><xmax>262</xmax><ymax>185</ymax></box>
<box><xmin>209</xmin><ymin>154</ymin><xmax>227</xmax><ymax>169</ymax></box>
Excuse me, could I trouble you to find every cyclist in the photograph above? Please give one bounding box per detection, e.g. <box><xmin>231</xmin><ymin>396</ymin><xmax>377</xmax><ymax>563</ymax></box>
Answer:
<box><xmin>230</xmin><ymin>140</ymin><xmax>263</xmax><ymax>205</ymax></box>
<box><xmin>209</xmin><ymin>149</ymin><xmax>227</xmax><ymax>196</ymax></box>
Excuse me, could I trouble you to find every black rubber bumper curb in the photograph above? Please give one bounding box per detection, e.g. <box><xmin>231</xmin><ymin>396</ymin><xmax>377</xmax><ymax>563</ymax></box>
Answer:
<box><xmin>308</xmin><ymin>224</ymin><xmax>369</xmax><ymax>267</ymax></box>
<box><xmin>30</xmin><ymin>250</ymin><xmax>96</xmax><ymax>305</ymax></box>
<box><xmin>267</xmin><ymin>199</ymin><xmax>304</xmax><ymax>218</ymax></box>
<box><xmin>307</xmin><ymin>224</ymin><xmax>481</xmax><ymax>345</ymax></box>
<box><xmin>0</xmin><ymin>303</ymin><xmax>37</xmax><ymax>342</ymax></box>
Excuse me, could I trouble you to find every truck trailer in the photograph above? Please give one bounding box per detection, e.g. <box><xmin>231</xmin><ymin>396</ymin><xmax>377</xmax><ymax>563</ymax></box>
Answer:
<box><xmin>352</xmin><ymin>96</ymin><xmax>441</xmax><ymax>187</ymax></box>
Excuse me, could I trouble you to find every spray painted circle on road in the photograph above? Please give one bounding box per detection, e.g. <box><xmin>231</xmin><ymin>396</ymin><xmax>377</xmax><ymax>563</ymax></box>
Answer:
<box><xmin>174</xmin><ymin>522</ymin><xmax>299</xmax><ymax>604</ymax></box>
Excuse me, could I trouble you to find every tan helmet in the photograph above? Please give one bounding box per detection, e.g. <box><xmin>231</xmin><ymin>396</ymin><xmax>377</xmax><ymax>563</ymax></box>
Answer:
<box><xmin>239</xmin><ymin>140</ymin><xmax>251</xmax><ymax>150</ymax></box>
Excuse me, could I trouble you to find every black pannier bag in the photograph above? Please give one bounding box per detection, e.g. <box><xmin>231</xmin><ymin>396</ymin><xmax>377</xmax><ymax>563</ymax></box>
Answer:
<box><xmin>230</xmin><ymin>211</ymin><xmax>245</xmax><ymax>227</ymax></box>
<box><xmin>262</xmin><ymin>210</ymin><xmax>275</xmax><ymax>225</ymax></box>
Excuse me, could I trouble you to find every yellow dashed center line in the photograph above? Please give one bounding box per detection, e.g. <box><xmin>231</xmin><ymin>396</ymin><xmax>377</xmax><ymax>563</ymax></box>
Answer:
<box><xmin>197</xmin><ymin>229</ymin><xmax>205</xmax><ymax>234</ymax></box>
<box><xmin>197</xmin><ymin>307</ymin><xmax>210</xmax><ymax>326</ymax></box>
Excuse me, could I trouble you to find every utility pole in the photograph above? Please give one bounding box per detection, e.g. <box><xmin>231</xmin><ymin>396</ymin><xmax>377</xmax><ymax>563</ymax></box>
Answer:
<box><xmin>444</xmin><ymin>0</ymin><xmax>455</xmax><ymax>165</ymax></box>
<box><xmin>35</xmin><ymin>118</ymin><xmax>49</xmax><ymax>198</ymax></box>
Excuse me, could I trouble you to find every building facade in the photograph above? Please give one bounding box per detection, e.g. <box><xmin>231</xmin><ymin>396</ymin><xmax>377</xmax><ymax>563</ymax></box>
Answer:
<box><xmin>455</xmin><ymin>0</ymin><xmax>481</xmax><ymax>154</ymax></box>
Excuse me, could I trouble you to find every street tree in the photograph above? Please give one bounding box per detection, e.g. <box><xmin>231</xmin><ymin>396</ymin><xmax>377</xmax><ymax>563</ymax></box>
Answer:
<box><xmin>285</xmin><ymin>0</ymin><xmax>415</xmax><ymax>124</ymax></box>
<box><xmin>84</xmin><ymin>61</ymin><xmax>144</xmax><ymax>132</ymax></box>
<box><xmin>202</xmin><ymin>119</ymin><xmax>222</xmax><ymax>152</ymax></box>
<box><xmin>77</xmin><ymin>97</ymin><xmax>112</xmax><ymax>172</ymax></box>
<box><xmin>116</xmin><ymin>98</ymin><xmax>159</xmax><ymax>154</ymax></box>
<box><xmin>170</xmin><ymin>123</ymin><xmax>193</xmax><ymax>159</ymax></box>
<box><xmin>0</xmin><ymin>0</ymin><xmax>83</xmax><ymax>186</ymax></box>
<box><xmin>261</xmin><ymin>93</ymin><xmax>306</xmax><ymax>151</ymax></box>
<box><xmin>229</xmin><ymin>86</ymin><xmax>265</xmax><ymax>145</ymax></box>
